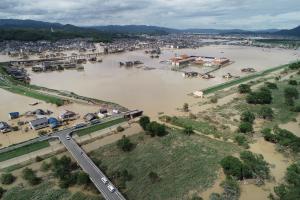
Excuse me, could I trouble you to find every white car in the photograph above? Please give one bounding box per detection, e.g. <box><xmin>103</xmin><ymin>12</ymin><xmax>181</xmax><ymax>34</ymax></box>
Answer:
<box><xmin>66</xmin><ymin>136</ymin><xmax>71</xmax><ymax>140</ymax></box>
<box><xmin>107</xmin><ymin>184</ymin><xmax>115</xmax><ymax>193</ymax></box>
<box><xmin>101</xmin><ymin>177</ymin><xmax>108</xmax><ymax>184</ymax></box>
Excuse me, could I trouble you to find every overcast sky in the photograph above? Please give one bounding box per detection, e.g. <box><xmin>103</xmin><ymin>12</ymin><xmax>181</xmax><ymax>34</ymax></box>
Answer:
<box><xmin>1</xmin><ymin>0</ymin><xmax>300</xmax><ymax>29</ymax></box>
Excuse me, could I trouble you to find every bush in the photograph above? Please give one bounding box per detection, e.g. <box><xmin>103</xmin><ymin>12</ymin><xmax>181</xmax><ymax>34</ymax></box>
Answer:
<box><xmin>116</xmin><ymin>126</ymin><xmax>125</xmax><ymax>132</ymax></box>
<box><xmin>210</xmin><ymin>96</ymin><xmax>218</xmax><ymax>103</ymax></box>
<box><xmin>261</xmin><ymin>128</ymin><xmax>276</xmax><ymax>142</ymax></box>
<box><xmin>220</xmin><ymin>156</ymin><xmax>244</xmax><ymax>179</ymax></box>
<box><xmin>0</xmin><ymin>187</ymin><xmax>5</xmax><ymax>199</ymax></box>
<box><xmin>272</xmin><ymin>162</ymin><xmax>300</xmax><ymax>200</ymax></box>
<box><xmin>183</xmin><ymin>126</ymin><xmax>194</xmax><ymax>136</ymax></box>
<box><xmin>239</xmin><ymin>122</ymin><xmax>253</xmax><ymax>133</ymax></box>
<box><xmin>117</xmin><ymin>135</ymin><xmax>134</xmax><ymax>152</ymax></box>
<box><xmin>146</xmin><ymin>121</ymin><xmax>167</xmax><ymax>137</ymax></box>
<box><xmin>289</xmin><ymin>62</ymin><xmax>300</xmax><ymax>70</ymax></box>
<box><xmin>265</xmin><ymin>82</ymin><xmax>278</xmax><ymax>89</ymax></box>
<box><xmin>246</xmin><ymin>88</ymin><xmax>272</xmax><ymax>104</ymax></box>
<box><xmin>238</xmin><ymin>84</ymin><xmax>251</xmax><ymax>93</ymax></box>
<box><xmin>221</xmin><ymin>177</ymin><xmax>240</xmax><ymax>200</ymax></box>
<box><xmin>76</xmin><ymin>171</ymin><xmax>90</xmax><ymax>186</ymax></box>
<box><xmin>35</xmin><ymin>156</ymin><xmax>43</xmax><ymax>162</ymax></box>
<box><xmin>234</xmin><ymin>134</ymin><xmax>249</xmax><ymax>148</ymax></box>
<box><xmin>148</xmin><ymin>171</ymin><xmax>160</xmax><ymax>183</ymax></box>
<box><xmin>183</xmin><ymin>103</ymin><xmax>189</xmax><ymax>112</ymax></box>
<box><xmin>0</xmin><ymin>173</ymin><xmax>15</xmax><ymax>185</ymax></box>
<box><xmin>284</xmin><ymin>87</ymin><xmax>299</xmax><ymax>99</ymax></box>
<box><xmin>291</xmin><ymin>105</ymin><xmax>300</xmax><ymax>112</ymax></box>
<box><xmin>139</xmin><ymin>116</ymin><xmax>150</xmax><ymax>130</ymax></box>
<box><xmin>240</xmin><ymin>111</ymin><xmax>255</xmax><ymax>124</ymax></box>
<box><xmin>40</xmin><ymin>161</ymin><xmax>51</xmax><ymax>172</ymax></box>
<box><xmin>258</xmin><ymin>106</ymin><xmax>274</xmax><ymax>119</ymax></box>
<box><xmin>288</xmin><ymin>80</ymin><xmax>298</xmax><ymax>85</ymax></box>
<box><xmin>240</xmin><ymin>151</ymin><xmax>270</xmax><ymax>181</ymax></box>
<box><xmin>22</xmin><ymin>168</ymin><xmax>41</xmax><ymax>185</ymax></box>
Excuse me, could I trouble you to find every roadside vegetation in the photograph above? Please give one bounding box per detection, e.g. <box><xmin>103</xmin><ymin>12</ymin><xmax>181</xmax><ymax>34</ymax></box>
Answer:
<box><xmin>75</xmin><ymin>117</ymin><xmax>126</xmax><ymax>136</ymax></box>
<box><xmin>0</xmin><ymin>141</ymin><xmax>50</xmax><ymax>162</ymax></box>
<box><xmin>0</xmin><ymin>155</ymin><xmax>101</xmax><ymax>200</ymax></box>
<box><xmin>203</xmin><ymin>62</ymin><xmax>297</xmax><ymax>95</ymax></box>
<box><xmin>90</xmin><ymin>127</ymin><xmax>240</xmax><ymax>200</ymax></box>
<box><xmin>270</xmin><ymin>162</ymin><xmax>300</xmax><ymax>200</ymax></box>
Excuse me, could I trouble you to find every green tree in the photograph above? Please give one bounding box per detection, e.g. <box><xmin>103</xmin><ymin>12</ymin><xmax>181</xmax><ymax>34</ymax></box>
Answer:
<box><xmin>0</xmin><ymin>173</ymin><xmax>15</xmax><ymax>185</ymax></box>
<box><xmin>77</xmin><ymin>171</ymin><xmax>90</xmax><ymax>186</ymax></box>
<box><xmin>246</xmin><ymin>88</ymin><xmax>272</xmax><ymax>104</ymax></box>
<box><xmin>288</xmin><ymin>80</ymin><xmax>298</xmax><ymax>85</ymax></box>
<box><xmin>221</xmin><ymin>176</ymin><xmax>240</xmax><ymax>200</ymax></box>
<box><xmin>239</xmin><ymin>122</ymin><xmax>253</xmax><ymax>133</ymax></box>
<box><xmin>258</xmin><ymin>106</ymin><xmax>274</xmax><ymax>119</ymax></box>
<box><xmin>40</xmin><ymin>161</ymin><xmax>51</xmax><ymax>172</ymax></box>
<box><xmin>139</xmin><ymin>116</ymin><xmax>150</xmax><ymax>130</ymax></box>
<box><xmin>183</xmin><ymin>126</ymin><xmax>194</xmax><ymax>135</ymax></box>
<box><xmin>240</xmin><ymin>111</ymin><xmax>255</xmax><ymax>124</ymax></box>
<box><xmin>240</xmin><ymin>151</ymin><xmax>270</xmax><ymax>181</ymax></box>
<box><xmin>265</xmin><ymin>82</ymin><xmax>278</xmax><ymax>89</ymax></box>
<box><xmin>0</xmin><ymin>187</ymin><xmax>6</xmax><ymax>199</ymax></box>
<box><xmin>183</xmin><ymin>103</ymin><xmax>189</xmax><ymax>112</ymax></box>
<box><xmin>146</xmin><ymin>121</ymin><xmax>167</xmax><ymax>137</ymax></box>
<box><xmin>117</xmin><ymin>135</ymin><xmax>134</xmax><ymax>152</ymax></box>
<box><xmin>220</xmin><ymin>156</ymin><xmax>243</xmax><ymax>179</ymax></box>
<box><xmin>148</xmin><ymin>171</ymin><xmax>160</xmax><ymax>183</ymax></box>
<box><xmin>284</xmin><ymin>87</ymin><xmax>299</xmax><ymax>99</ymax></box>
<box><xmin>22</xmin><ymin>168</ymin><xmax>41</xmax><ymax>185</ymax></box>
<box><xmin>238</xmin><ymin>84</ymin><xmax>251</xmax><ymax>93</ymax></box>
<box><xmin>234</xmin><ymin>134</ymin><xmax>249</xmax><ymax>148</ymax></box>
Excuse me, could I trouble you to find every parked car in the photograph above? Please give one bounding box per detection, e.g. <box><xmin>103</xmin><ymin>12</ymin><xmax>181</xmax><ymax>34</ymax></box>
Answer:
<box><xmin>101</xmin><ymin>177</ymin><xmax>108</xmax><ymax>184</ymax></box>
<box><xmin>75</xmin><ymin>123</ymin><xmax>87</xmax><ymax>129</ymax></box>
<box><xmin>107</xmin><ymin>184</ymin><xmax>115</xmax><ymax>192</ymax></box>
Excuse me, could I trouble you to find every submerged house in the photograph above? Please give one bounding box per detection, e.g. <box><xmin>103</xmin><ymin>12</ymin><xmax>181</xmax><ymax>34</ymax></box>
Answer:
<box><xmin>0</xmin><ymin>121</ymin><xmax>11</xmax><ymax>133</ymax></box>
<box><xmin>83</xmin><ymin>113</ymin><xmax>97</xmax><ymax>122</ymax></box>
<box><xmin>59</xmin><ymin>110</ymin><xmax>77</xmax><ymax>121</ymax></box>
<box><xmin>8</xmin><ymin>112</ymin><xmax>20</xmax><ymax>119</ymax></box>
<box><xmin>29</xmin><ymin>117</ymin><xmax>48</xmax><ymax>130</ymax></box>
<box><xmin>48</xmin><ymin>117</ymin><xmax>60</xmax><ymax>129</ymax></box>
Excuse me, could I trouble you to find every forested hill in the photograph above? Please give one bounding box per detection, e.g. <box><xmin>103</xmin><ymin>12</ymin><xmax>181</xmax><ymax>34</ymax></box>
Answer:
<box><xmin>0</xmin><ymin>19</ymin><xmax>118</xmax><ymax>42</ymax></box>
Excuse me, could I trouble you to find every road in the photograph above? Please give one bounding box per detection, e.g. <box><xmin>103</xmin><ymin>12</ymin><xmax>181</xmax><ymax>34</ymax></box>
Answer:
<box><xmin>54</xmin><ymin>128</ymin><xmax>126</xmax><ymax>200</ymax></box>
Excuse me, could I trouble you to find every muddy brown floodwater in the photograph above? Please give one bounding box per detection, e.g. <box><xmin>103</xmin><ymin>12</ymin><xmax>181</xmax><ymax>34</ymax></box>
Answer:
<box><xmin>28</xmin><ymin>45</ymin><xmax>300</xmax><ymax>118</ymax></box>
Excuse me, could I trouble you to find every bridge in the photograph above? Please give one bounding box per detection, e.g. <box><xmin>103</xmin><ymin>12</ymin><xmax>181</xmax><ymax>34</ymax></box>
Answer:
<box><xmin>53</xmin><ymin>128</ymin><xmax>126</xmax><ymax>200</ymax></box>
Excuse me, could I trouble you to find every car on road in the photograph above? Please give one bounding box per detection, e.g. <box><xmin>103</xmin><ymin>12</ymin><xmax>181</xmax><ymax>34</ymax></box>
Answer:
<box><xmin>75</xmin><ymin>123</ymin><xmax>87</xmax><ymax>129</ymax></box>
<box><xmin>101</xmin><ymin>177</ymin><xmax>108</xmax><ymax>184</ymax></box>
<box><xmin>107</xmin><ymin>184</ymin><xmax>115</xmax><ymax>193</ymax></box>
<box><xmin>66</xmin><ymin>136</ymin><xmax>71</xmax><ymax>140</ymax></box>
<box><xmin>91</xmin><ymin>119</ymin><xmax>101</xmax><ymax>125</ymax></box>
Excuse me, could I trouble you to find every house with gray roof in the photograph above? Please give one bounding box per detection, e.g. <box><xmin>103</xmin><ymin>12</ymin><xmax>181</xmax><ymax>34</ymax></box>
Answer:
<box><xmin>29</xmin><ymin>117</ymin><xmax>48</xmax><ymax>130</ymax></box>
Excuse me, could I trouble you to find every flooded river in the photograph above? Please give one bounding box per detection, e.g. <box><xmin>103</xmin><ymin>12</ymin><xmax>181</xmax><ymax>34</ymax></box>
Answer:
<box><xmin>28</xmin><ymin>45</ymin><xmax>299</xmax><ymax>118</ymax></box>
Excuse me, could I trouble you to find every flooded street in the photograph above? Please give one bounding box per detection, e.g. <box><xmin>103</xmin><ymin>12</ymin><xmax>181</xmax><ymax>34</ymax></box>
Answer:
<box><xmin>28</xmin><ymin>45</ymin><xmax>300</xmax><ymax>118</ymax></box>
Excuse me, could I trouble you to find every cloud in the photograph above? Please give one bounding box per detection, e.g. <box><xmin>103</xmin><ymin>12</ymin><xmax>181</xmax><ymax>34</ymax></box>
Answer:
<box><xmin>0</xmin><ymin>0</ymin><xmax>299</xmax><ymax>29</ymax></box>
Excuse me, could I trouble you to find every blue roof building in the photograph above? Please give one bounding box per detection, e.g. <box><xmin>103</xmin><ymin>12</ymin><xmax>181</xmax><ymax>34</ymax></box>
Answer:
<box><xmin>48</xmin><ymin>117</ymin><xmax>60</xmax><ymax>129</ymax></box>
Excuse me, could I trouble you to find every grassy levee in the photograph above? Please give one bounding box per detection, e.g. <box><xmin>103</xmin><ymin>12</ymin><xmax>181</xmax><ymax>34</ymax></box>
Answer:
<box><xmin>76</xmin><ymin>118</ymin><xmax>126</xmax><ymax>137</ymax></box>
<box><xmin>1</xmin><ymin>84</ymin><xmax>65</xmax><ymax>106</ymax></box>
<box><xmin>90</xmin><ymin>130</ymin><xmax>240</xmax><ymax>200</ymax></box>
<box><xmin>0</xmin><ymin>141</ymin><xmax>50</xmax><ymax>162</ymax></box>
<box><xmin>203</xmin><ymin>63</ymin><xmax>290</xmax><ymax>95</ymax></box>
<box><xmin>0</xmin><ymin>65</ymin><xmax>65</xmax><ymax>106</ymax></box>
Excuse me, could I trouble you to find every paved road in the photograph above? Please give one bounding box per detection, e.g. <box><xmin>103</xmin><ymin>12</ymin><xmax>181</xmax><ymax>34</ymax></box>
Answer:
<box><xmin>54</xmin><ymin>128</ymin><xmax>126</xmax><ymax>200</ymax></box>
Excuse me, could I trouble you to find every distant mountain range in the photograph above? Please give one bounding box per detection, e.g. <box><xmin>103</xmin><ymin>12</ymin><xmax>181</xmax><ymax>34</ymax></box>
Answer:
<box><xmin>0</xmin><ymin>19</ymin><xmax>299</xmax><ymax>38</ymax></box>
